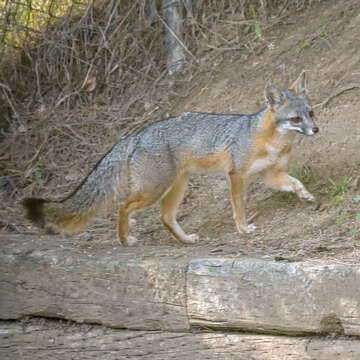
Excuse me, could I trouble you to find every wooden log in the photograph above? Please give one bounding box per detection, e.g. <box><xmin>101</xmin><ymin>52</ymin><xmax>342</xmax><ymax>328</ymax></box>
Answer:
<box><xmin>0</xmin><ymin>235</ymin><xmax>189</xmax><ymax>331</ymax></box>
<box><xmin>1</xmin><ymin>320</ymin><xmax>359</xmax><ymax>360</ymax></box>
<box><xmin>187</xmin><ymin>258</ymin><xmax>360</xmax><ymax>336</ymax></box>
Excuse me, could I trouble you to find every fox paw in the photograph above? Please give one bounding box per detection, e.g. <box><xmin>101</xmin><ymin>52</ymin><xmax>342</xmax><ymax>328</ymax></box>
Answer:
<box><xmin>119</xmin><ymin>235</ymin><xmax>138</xmax><ymax>246</ymax></box>
<box><xmin>308</xmin><ymin>202</ymin><xmax>321</xmax><ymax>211</ymax></box>
<box><xmin>237</xmin><ymin>223</ymin><xmax>257</xmax><ymax>234</ymax></box>
<box><xmin>179</xmin><ymin>233</ymin><xmax>199</xmax><ymax>245</ymax></box>
<box><xmin>301</xmin><ymin>192</ymin><xmax>316</xmax><ymax>203</ymax></box>
<box><xmin>300</xmin><ymin>192</ymin><xmax>320</xmax><ymax>210</ymax></box>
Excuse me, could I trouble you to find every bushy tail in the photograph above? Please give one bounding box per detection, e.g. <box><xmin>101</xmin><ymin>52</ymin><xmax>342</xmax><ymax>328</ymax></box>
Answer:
<box><xmin>23</xmin><ymin>139</ymin><xmax>133</xmax><ymax>234</ymax></box>
<box><xmin>23</xmin><ymin>195</ymin><xmax>104</xmax><ymax>234</ymax></box>
<box><xmin>23</xmin><ymin>198</ymin><xmax>49</xmax><ymax>229</ymax></box>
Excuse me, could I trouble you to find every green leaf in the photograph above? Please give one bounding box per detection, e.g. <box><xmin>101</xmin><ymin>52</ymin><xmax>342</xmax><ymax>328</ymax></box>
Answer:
<box><xmin>241</xmin><ymin>53</ymin><xmax>249</xmax><ymax>61</ymax></box>
<box><xmin>328</xmin><ymin>178</ymin><xmax>336</xmax><ymax>186</ymax></box>
<box><xmin>336</xmin><ymin>195</ymin><xmax>344</xmax><ymax>203</ymax></box>
<box><xmin>35</xmin><ymin>167</ymin><xmax>47</xmax><ymax>180</ymax></box>
<box><xmin>356</xmin><ymin>213</ymin><xmax>360</xmax><ymax>223</ymax></box>
<box><xmin>0</xmin><ymin>179</ymin><xmax>9</xmax><ymax>187</ymax></box>
<box><xmin>353</xmin><ymin>195</ymin><xmax>360</xmax><ymax>204</ymax></box>
<box><xmin>335</xmin><ymin>213</ymin><xmax>351</xmax><ymax>224</ymax></box>
<box><xmin>254</xmin><ymin>23</ymin><xmax>262</xmax><ymax>38</ymax></box>
<box><xmin>317</xmin><ymin>27</ymin><xmax>327</xmax><ymax>37</ymax></box>
<box><xmin>244</xmin><ymin>25</ymin><xmax>250</xmax><ymax>34</ymax></box>
<box><xmin>35</xmin><ymin>169</ymin><xmax>43</xmax><ymax>179</ymax></box>
<box><xmin>347</xmin><ymin>228</ymin><xmax>358</xmax><ymax>236</ymax></box>
<box><xmin>250</xmin><ymin>4</ymin><xmax>256</xmax><ymax>18</ymax></box>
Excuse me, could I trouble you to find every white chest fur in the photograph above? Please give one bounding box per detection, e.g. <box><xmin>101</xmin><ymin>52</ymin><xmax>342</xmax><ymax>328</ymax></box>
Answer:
<box><xmin>247</xmin><ymin>134</ymin><xmax>294</xmax><ymax>175</ymax></box>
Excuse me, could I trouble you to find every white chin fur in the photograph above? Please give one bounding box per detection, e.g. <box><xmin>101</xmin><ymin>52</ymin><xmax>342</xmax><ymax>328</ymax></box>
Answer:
<box><xmin>278</xmin><ymin>123</ymin><xmax>303</xmax><ymax>135</ymax></box>
<box><xmin>304</xmin><ymin>129</ymin><xmax>315</xmax><ymax>136</ymax></box>
<box><xmin>278</xmin><ymin>122</ymin><xmax>316</xmax><ymax>136</ymax></box>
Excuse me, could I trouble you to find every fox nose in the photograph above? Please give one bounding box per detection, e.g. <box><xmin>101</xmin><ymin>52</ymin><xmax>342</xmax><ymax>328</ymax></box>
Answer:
<box><xmin>312</xmin><ymin>127</ymin><xmax>319</xmax><ymax>133</ymax></box>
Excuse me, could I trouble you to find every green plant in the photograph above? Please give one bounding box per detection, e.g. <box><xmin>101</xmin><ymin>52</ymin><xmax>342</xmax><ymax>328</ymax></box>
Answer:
<box><xmin>353</xmin><ymin>195</ymin><xmax>360</xmax><ymax>204</ymax></box>
<box><xmin>347</xmin><ymin>228</ymin><xmax>358</xmax><ymax>236</ymax></box>
<box><xmin>316</xmin><ymin>26</ymin><xmax>327</xmax><ymax>38</ymax></box>
<box><xmin>335</xmin><ymin>195</ymin><xmax>345</xmax><ymax>204</ymax></box>
<box><xmin>1</xmin><ymin>0</ymin><xmax>88</xmax><ymax>50</ymax></box>
<box><xmin>357</xmin><ymin>213</ymin><xmax>360</xmax><ymax>223</ymax></box>
<box><xmin>296</xmin><ymin>41</ymin><xmax>310</xmax><ymax>54</ymax></box>
<box><xmin>288</xmin><ymin>164</ymin><xmax>311</xmax><ymax>184</ymax></box>
<box><xmin>334</xmin><ymin>213</ymin><xmax>352</xmax><ymax>225</ymax></box>
<box><xmin>334</xmin><ymin>213</ymin><xmax>360</xmax><ymax>236</ymax></box>
<box><xmin>323</xmin><ymin>176</ymin><xmax>352</xmax><ymax>197</ymax></box>
<box><xmin>245</xmin><ymin>4</ymin><xmax>262</xmax><ymax>38</ymax></box>
<box><xmin>0</xmin><ymin>178</ymin><xmax>9</xmax><ymax>187</ymax></box>
<box><xmin>338</xmin><ymin>212</ymin><xmax>360</xmax><ymax>237</ymax></box>
<box><xmin>33</xmin><ymin>164</ymin><xmax>48</xmax><ymax>182</ymax></box>
<box><xmin>347</xmin><ymin>214</ymin><xmax>360</xmax><ymax>237</ymax></box>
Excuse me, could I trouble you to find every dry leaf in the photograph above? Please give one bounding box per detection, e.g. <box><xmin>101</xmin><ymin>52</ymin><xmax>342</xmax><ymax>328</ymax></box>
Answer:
<box><xmin>82</xmin><ymin>76</ymin><xmax>97</xmax><ymax>92</ymax></box>
<box><xmin>18</xmin><ymin>124</ymin><xmax>27</xmax><ymax>133</ymax></box>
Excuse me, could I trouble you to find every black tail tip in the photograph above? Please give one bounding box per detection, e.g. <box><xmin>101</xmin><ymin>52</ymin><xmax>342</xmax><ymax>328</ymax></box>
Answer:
<box><xmin>23</xmin><ymin>197</ymin><xmax>48</xmax><ymax>227</ymax></box>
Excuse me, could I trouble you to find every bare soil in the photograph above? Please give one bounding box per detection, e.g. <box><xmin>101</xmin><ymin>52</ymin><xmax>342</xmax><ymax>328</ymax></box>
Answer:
<box><xmin>1</xmin><ymin>0</ymin><xmax>360</xmax><ymax>264</ymax></box>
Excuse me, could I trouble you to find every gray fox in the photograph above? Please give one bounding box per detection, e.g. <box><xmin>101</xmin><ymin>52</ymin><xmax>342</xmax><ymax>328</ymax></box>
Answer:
<box><xmin>24</xmin><ymin>71</ymin><xmax>319</xmax><ymax>246</ymax></box>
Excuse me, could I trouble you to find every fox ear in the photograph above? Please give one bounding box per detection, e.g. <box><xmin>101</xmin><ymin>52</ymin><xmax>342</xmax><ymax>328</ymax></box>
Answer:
<box><xmin>264</xmin><ymin>85</ymin><xmax>285</xmax><ymax>110</ymax></box>
<box><xmin>289</xmin><ymin>71</ymin><xmax>307</xmax><ymax>97</ymax></box>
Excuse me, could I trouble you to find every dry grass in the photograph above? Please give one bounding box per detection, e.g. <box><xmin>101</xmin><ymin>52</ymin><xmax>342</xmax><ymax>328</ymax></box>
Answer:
<box><xmin>0</xmin><ymin>0</ymin><xmax>324</xmax><ymax>228</ymax></box>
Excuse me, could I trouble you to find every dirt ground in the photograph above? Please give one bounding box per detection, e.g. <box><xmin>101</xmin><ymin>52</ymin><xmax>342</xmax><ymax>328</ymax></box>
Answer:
<box><xmin>1</xmin><ymin>0</ymin><xmax>360</xmax><ymax>264</ymax></box>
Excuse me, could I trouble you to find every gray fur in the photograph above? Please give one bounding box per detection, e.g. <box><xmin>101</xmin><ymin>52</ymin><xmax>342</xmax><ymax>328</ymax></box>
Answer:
<box><xmin>64</xmin><ymin>110</ymin><xmax>265</xmax><ymax>211</ymax></box>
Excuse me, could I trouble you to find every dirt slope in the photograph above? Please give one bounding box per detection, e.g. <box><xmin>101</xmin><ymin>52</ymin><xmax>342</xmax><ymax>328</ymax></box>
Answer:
<box><xmin>2</xmin><ymin>0</ymin><xmax>360</xmax><ymax>263</ymax></box>
<box><xmin>115</xmin><ymin>0</ymin><xmax>360</xmax><ymax>263</ymax></box>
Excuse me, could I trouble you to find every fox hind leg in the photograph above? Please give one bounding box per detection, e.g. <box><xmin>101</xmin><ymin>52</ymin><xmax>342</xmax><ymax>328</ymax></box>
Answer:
<box><xmin>117</xmin><ymin>193</ymin><xmax>157</xmax><ymax>246</ymax></box>
<box><xmin>160</xmin><ymin>174</ymin><xmax>199</xmax><ymax>244</ymax></box>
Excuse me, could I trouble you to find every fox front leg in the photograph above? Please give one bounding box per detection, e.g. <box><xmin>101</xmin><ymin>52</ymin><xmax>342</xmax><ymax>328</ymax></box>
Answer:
<box><xmin>265</xmin><ymin>165</ymin><xmax>319</xmax><ymax>208</ymax></box>
<box><xmin>229</xmin><ymin>173</ymin><xmax>256</xmax><ymax>234</ymax></box>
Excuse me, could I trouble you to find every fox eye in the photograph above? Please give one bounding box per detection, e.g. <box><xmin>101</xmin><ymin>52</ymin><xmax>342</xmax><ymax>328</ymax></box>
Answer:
<box><xmin>309</xmin><ymin>110</ymin><xmax>314</xmax><ymax>118</ymax></box>
<box><xmin>291</xmin><ymin>117</ymin><xmax>302</xmax><ymax>124</ymax></box>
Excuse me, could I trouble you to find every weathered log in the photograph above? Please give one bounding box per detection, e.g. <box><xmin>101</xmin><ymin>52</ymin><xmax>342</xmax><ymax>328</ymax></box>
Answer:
<box><xmin>187</xmin><ymin>258</ymin><xmax>360</xmax><ymax>336</ymax></box>
<box><xmin>1</xmin><ymin>320</ymin><xmax>360</xmax><ymax>360</ymax></box>
<box><xmin>2</xmin><ymin>235</ymin><xmax>360</xmax><ymax>336</ymax></box>
<box><xmin>0</xmin><ymin>235</ymin><xmax>189</xmax><ymax>331</ymax></box>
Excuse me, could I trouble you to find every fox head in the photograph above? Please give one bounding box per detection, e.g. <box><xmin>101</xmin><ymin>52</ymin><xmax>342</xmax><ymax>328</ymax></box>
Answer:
<box><xmin>264</xmin><ymin>71</ymin><xmax>319</xmax><ymax>136</ymax></box>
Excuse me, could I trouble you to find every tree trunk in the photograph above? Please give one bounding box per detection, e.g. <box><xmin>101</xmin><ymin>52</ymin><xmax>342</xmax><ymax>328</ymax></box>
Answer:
<box><xmin>162</xmin><ymin>0</ymin><xmax>185</xmax><ymax>75</ymax></box>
